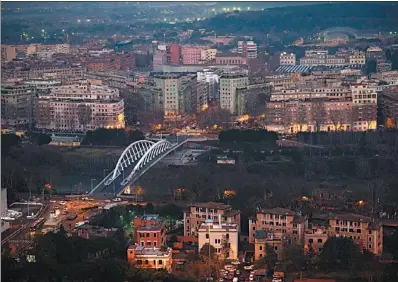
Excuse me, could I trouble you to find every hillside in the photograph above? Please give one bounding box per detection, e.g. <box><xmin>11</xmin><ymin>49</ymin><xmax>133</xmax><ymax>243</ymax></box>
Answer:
<box><xmin>197</xmin><ymin>2</ymin><xmax>398</xmax><ymax>35</ymax></box>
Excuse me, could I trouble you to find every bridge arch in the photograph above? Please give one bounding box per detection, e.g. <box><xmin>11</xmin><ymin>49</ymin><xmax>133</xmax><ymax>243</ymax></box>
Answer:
<box><xmin>121</xmin><ymin>139</ymin><xmax>173</xmax><ymax>185</ymax></box>
<box><xmin>322</xmin><ymin>27</ymin><xmax>359</xmax><ymax>39</ymax></box>
<box><xmin>109</xmin><ymin>140</ymin><xmax>155</xmax><ymax>182</ymax></box>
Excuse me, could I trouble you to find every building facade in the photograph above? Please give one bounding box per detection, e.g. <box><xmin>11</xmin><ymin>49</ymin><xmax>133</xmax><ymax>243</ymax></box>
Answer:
<box><xmin>183</xmin><ymin>202</ymin><xmax>241</xmax><ymax>237</ymax></box>
<box><xmin>153</xmin><ymin>73</ymin><xmax>183</xmax><ymax>120</ymax></box>
<box><xmin>169</xmin><ymin>44</ymin><xmax>181</xmax><ymax>65</ymax></box>
<box><xmin>219</xmin><ymin>73</ymin><xmax>248</xmax><ymax>114</ymax></box>
<box><xmin>280</xmin><ymin>52</ymin><xmax>296</xmax><ymax>66</ymax></box>
<box><xmin>248</xmin><ymin>208</ymin><xmax>308</xmax><ymax>245</ymax></box>
<box><xmin>181</xmin><ymin>46</ymin><xmax>203</xmax><ymax>65</ymax></box>
<box><xmin>127</xmin><ymin>245</ymin><xmax>173</xmax><ymax>273</ymax></box>
<box><xmin>198</xmin><ymin>221</ymin><xmax>239</xmax><ymax>260</ymax></box>
<box><xmin>35</xmin><ymin>83</ymin><xmax>125</xmax><ymax>132</ymax></box>
<box><xmin>133</xmin><ymin>215</ymin><xmax>167</xmax><ymax>248</ymax></box>
<box><xmin>1</xmin><ymin>82</ymin><xmax>35</xmax><ymax>126</ymax></box>
<box><xmin>328</xmin><ymin>214</ymin><xmax>383</xmax><ymax>255</ymax></box>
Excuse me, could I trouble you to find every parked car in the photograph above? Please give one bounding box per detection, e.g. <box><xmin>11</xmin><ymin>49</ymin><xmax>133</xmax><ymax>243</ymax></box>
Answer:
<box><xmin>249</xmin><ymin>274</ymin><xmax>254</xmax><ymax>281</ymax></box>
<box><xmin>244</xmin><ymin>265</ymin><xmax>254</xmax><ymax>270</ymax></box>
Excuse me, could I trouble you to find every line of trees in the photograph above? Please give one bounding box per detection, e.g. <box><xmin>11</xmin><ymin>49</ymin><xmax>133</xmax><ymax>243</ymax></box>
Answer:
<box><xmin>81</xmin><ymin>128</ymin><xmax>145</xmax><ymax>146</ymax></box>
<box><xmin>219</xmin><ymin>129</ymin><xmax>278</xmax><ymax>143</ymax></box>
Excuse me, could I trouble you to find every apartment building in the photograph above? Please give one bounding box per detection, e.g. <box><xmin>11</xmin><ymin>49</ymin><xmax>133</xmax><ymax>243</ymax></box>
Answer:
<box><xmin>1</xmin><ymin>45</ymin><xmax>17</xmax><ymax>62</ymax></box>
<box><xmin>238</xmin><ymin>41</ymin><xmax>258</xmax><ymax>59</ymax></box>
<box><xmin>244</xmin><ymin>41</ymin><xmax>258</xmax><ymax>59</ymax></box>
<box><xmin>182</xmin><ymin>76</ymin><xmax>209</xmax><ymax>114</ymax></box>
<box><xmin>35</xmin><ymin>83</ymin><xmax>125</xmax><ymax>132</ymax></box>
<box><xmin>279</xmin><ymin>52</ymin><xmax>296</xmax><ymax>66</ymax></box>
<box><xmin>328</xmin><ymin>213</ymin><xmax>383</xmax><ymax>255</ymax></box>
<box><xmin>350</xmin><ymin>84</ymin><xmax>378</xmax><ymax>131</ymax></box>
<box><xmin>127</xmin><ymin>245</ymin><xmax>172</xmax><ymax>273</ymax></box>
<box><xmin>236</xmin><ymin>83</ymin><xmax>271</xmax><ymax>116</ymax></box>
<box><xmin>300</xmin><ymin>52</ymin><xmax>345</xmax><ymax>67</ymax></box>
<box><xmin>200</xmin><ymin>48</ymin><xmax>217</xmax><ymax>61</ymax></box>
<box><xmin>303</xmin><ymin>224</ymin><xmax>329</xmax><ymax>254</ymax></box>
<box><xmin>183</xmin><ymin>202</ymin><xmax>241</xmax><ymax>237</ymax></box>
<box><xmin>133</xmin><ymin>215</ymin><xmax>166</xmax><ymax>248</ymax></box>
<box><xmin>215</xmin><ymin>54</ymin><xmax>247</xmax><ymax>65</ymax></box>
<box><xmin>1</xmin><ymin>82</ymin><xmax>35</xmax><ymax>126</ymax></box>
<box><xmin>248</xmin><ymin>208</ymin><xmax>308</xmax><ymax>245</ymax></box>
<box><xmin>181</xmin><ymin>46</ymin><xmax>203</xmax><ymax>64</ymax></box>
<box><xmin>1</xmin><ymin>189</ymin><xmax>10</xmax><ymax>234</ymax></box>
<box><xmin>198</xmin><ymin>221</ymin><xmax>239</xmax><ymax>260</ymax></box>
<box><xmin>379</xmin><ymin>86</ymin><xmax>398</xmax><ymax>127</ymax></box>
<box><xmin>153</xmin><ymin>73</ymin><xmax>183</xmax><ymax>120</ymax></box>
<box><xmin>1</xmin><ymin>65</ymin><xmax>84</xmax><ymax>80</ymax></box>
<box><xmin>348</xmin><ymin>51</ymin><xmax>366</xmax><ymax>65</ymax></box>
<box><xmin>219</xmin><ymin>73</ymin><xmax>248</xmax><ymax>114</ymax></box>
<box><xmin>169</xmin><ymin>44</ymin><xmax>181</xmax><ymax>64</ymax></box>
<box><xmin>254</xmin><ymin>230</ymin><xmax>284</xmax><ymax>261</ymax></box>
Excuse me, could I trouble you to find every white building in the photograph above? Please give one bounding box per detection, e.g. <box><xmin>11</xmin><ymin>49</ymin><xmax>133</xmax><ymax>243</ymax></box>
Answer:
<box><xmin>198</xmin><ymin>220</ymin><xmax>239</xmax><ymax>260</ymax></box>
<box><xmin>279</xmin><ymin>52</ymin><xmax>296</xmax><ymax>65</ymax></box>
<box><xmin>1</xmin><ymin>189</ymin><xmax>10</xmax><ymax>234</ymax></box>
<box><xmin>219</xmin><ymin>73</ymin><xmax>248</xmax><ymax>114</ymax></box>
<box><xmin>245</xmin><ymin>41</ymin><xmax>257</xmax><ymax>59</ymax></box>
<box><xmin>35</xmin><ymin>83</ymin><xmax>125</xmax><ymax>132</ymax></box>
<box><xmin>197</xmin><ymin>68</ymin><xmax>220</xmax><ymax>100</ymax></box>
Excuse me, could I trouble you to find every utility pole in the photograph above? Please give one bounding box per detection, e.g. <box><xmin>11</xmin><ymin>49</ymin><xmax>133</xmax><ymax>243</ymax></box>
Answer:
<box><xmin>90</xmin><ymin>179</ymin><xmax>96</xmax><ymax>194</ymax></box>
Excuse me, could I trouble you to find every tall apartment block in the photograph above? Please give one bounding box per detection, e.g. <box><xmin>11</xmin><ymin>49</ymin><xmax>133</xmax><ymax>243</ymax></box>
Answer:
<box><xmin>219</xmin><ymin>73</ymin><xmax>248</xmax><ymax>114</ymax></box>
<box><xmin>153</xmin><ymin>73</ymin><xmax>184</xmax><ymax>120</ymax></box>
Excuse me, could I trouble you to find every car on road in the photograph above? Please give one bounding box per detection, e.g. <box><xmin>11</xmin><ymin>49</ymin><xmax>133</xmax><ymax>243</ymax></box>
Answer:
<box><xmin>59</xmin><ymin>201</ymin><xmax>66</xmax><ymax>205</ymax></box>
<box><xmin>249</xmin><ymin>274</ymin><xmax>254</xmax><ymax>281</ymax></box>
<box><xmin>244</xmin><ymin>265</ymin><xmax>254</xmax><ymax>270</ymax></box>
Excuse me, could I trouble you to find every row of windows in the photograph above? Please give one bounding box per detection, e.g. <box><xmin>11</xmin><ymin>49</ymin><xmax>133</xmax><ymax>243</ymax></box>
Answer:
<box><xmin>139</xmin><ymin>232</ymin><xmax>158</xmax><ymax>238</ymax></box>
<box><xmin>136</xmin><ymin>259</ymin><xmax>163</xmax><ymax>265</ymax></box>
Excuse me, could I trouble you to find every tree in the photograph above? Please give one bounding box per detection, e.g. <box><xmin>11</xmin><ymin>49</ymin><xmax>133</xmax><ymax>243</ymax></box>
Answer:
<box><xmin>77</xmin><ymin>104</ymin><xmax>93</xmax><ymax>132</ymax></box>
<box><xmin>365</xmin><ymin>59</ymin><xmax>377</xmax><ymax>75</ymax></box>
<box><xmin>319</xmin><ymin>237</ymin><xmax>362</xmax><ymax>272</ymax></box>
<box><xmin>297</xmin><ymin>104</ymin><xmax>307</xmax><ymax>132</ymax></box>
<box><xmin>282</xmin><ymin>244</ymin><xmax>304</xmax><ymax>271</ymax></box>
<box><xmin>30</xmin><ymin>133</ymin><xmax>52</xmax><ymax>146</ymax></box>
<box><xmin>329</xmin><ymin>109</ymin><xmax>344</xmax><ymax>131</ymax></box>
<box><xmin>311</xmin><ymin>100</ymin><xmax>326</xmax><ymax>132</ymax></box>
<box><xmin>199</xmin><ymin>243</ymin><xmax>217</xmax><ymax>260</ymax></box>
<box><xmin>1</xmin><ymin>134</ymin><xmax>21</xmax><ymax>155</ymax></box>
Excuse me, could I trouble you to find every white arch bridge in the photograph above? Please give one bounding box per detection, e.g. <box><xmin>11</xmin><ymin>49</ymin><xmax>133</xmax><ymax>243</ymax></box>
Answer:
<box><xmin>89</xmin><ymin>137</ymin><xmax>191</xmax><ymax>197</ymax></box>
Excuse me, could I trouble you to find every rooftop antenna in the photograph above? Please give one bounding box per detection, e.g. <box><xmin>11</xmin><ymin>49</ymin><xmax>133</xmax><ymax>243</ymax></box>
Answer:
<box><xmin>66</xmin><ymin>33</ymin><xmax>70</xmax><ymax>45</ymax></box>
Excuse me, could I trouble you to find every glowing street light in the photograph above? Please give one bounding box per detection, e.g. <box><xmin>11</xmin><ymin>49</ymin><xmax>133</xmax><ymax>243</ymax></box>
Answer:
<box><xmin>77</xmin><ymin>19</ymin><xmax>81</xmax><ymax>23</ymax></box>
